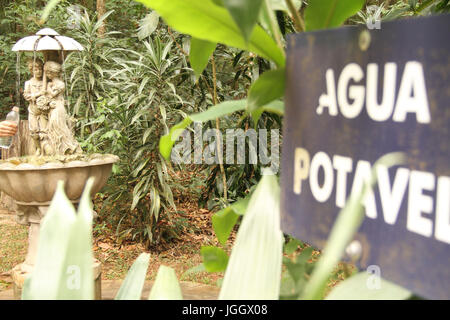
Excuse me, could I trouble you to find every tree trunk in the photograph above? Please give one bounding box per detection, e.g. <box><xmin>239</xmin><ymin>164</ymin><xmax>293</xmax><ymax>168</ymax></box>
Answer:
<box><xmin>96</xmin><ymin>0</ymin><xmax>106</xmax><ymax>38</ymax></box>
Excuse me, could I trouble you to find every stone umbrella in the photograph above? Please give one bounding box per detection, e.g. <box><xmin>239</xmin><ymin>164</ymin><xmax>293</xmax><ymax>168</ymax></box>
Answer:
<box><xmin>12</xmin><ymin>27</ymin><xmax>83</xmax><ymax>62</ymax></box>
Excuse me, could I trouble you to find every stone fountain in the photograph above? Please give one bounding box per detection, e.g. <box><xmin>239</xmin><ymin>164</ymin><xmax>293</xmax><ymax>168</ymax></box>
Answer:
<box><xmin>0</xmin><ymin>28</ymin><xmax>118</xmax><ymax>299</ymax></box>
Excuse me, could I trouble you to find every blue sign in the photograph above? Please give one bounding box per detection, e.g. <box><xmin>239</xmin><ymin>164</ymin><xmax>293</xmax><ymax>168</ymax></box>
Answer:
<box><xmin>281</xmin><ymin>15</ymin><xmax>449</xmax><ymax>299</ymax></box>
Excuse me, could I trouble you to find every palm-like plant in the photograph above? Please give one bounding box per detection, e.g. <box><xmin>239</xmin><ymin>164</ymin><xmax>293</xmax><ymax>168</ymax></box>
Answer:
<box><xmin>88</xmin><ymin>34</ymin><xmax>195</xmax><ymax>245</ymax></box>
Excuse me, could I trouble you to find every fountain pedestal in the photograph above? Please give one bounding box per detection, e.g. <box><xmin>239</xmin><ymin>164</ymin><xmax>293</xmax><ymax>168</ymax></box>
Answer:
<box><xmin>0</xmin><ymin>156</ymin><xmax>118</xmax><ymax>299</ymax></box>
<box><xmin>10</xmin><ymin>204</ymin><xmax>102</xmax><ymax>299</ymax></box>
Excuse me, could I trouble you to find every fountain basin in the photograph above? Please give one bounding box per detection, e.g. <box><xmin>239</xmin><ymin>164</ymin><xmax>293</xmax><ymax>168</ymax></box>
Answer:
<box><xmin>0</xmin><ymin>154</ymin><xmax>118</xmax><ymax>205</ymax></box>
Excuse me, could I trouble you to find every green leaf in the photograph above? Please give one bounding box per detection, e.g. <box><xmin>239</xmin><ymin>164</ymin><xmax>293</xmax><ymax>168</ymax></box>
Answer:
<box><xmin>115</xmin><ymin>253</ymin><xmax>150</xmax><ymax>300</ymax></box>
<box><xmin>304</xmin><ymin>0</ymin><xmax>365</xmax><ymax>31</ymax></box>
<box><xmin>325</xmin><ymin>272</ymin><xmax>412</xmax><ymax>300</ymax></box>
<box><xmin>219</xmin><ymin>172</ymin><xmax>283</xmax><ymax>299</ymax></box>
<box><xmin>251</xmin><ymin>99</ymin><xmax>285</xmax><ymax>126</ymax></box>
<box><xmin>137</xmin><ymin>0</ymin><xmax>285</xmax><ymax>67</ymax></box>
<box><xmin>201</xmin><ymin>246</ymin><xmax>229</xmax><ymax>272</ymax></box>
<box><xmin>261</xmin><ymin>99</ymin><xmax>284</xmax><ymax>115</ymax></box>
<box><xmin>230</xmin><ymin>196</ymin><xmax>250</xmax><ymax>215</ymax></box>
<box><xmin>212</xmin><ymin>207</ymin><xmax>240</xmax><ymax>245</ymax></box>
<box><xmin>212</xmin><ymin>197</ymin><xmax>249</xmax><ymax>245</ymax></box>
<box><xmin>190</xmin><ymin>38</ymin><xmax>216</xmax><ymax>80</ymax></box>
<box><xmin>223</xmin><ymin>0</ymin><xmax>264</xmax><ymax>43</ymax></box>
<box><xmin>57</xmin><ymin>178</ymin><xmax>95</xmax><ymax>300</ymax></box>
<box><xmin>301</xmin><ymin>153</ymin><xmax>405</xmax><ymax>300</ymax></box>
<box><xmin>248</xmin><ymin>67</ymin><xmax>285</xmax><ymax>112</ymax></box>
<box><xmin>284</xmin><ymin>238</ymin><xmax>301</xmax><ymax>255</ymax></box>
<box><xmin>148</xmin><ymin>265</ymin><xmax>183</xmax><ymax>300</ymax></box>
<box><xmin>22</xmin><ymin>181</ymin><xmax>77</xmax><ymax>300</ymax></box>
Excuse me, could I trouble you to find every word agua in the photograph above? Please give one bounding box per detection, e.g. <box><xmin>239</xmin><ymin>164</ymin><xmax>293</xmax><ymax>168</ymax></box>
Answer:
<box><xmin>317</xmin><ymin>61</ymin><xmax>431</xmax><ymax>123</ymax></box>
<box><xmin>293</xmin><ymin>148</ymin><xmax>450</xmax><ymax>244</ymax></box>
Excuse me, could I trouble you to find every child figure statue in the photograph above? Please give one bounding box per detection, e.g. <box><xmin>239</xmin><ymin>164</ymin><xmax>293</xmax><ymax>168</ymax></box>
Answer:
<box><xmin>43</xmin><ymin>60</ymin><xmax>82</xmax><ymax>156</ymax></box>
<box><xmin>23</xmin><ymin>59</ymin><xmax>47</xmax><ymax>155</ymax></box>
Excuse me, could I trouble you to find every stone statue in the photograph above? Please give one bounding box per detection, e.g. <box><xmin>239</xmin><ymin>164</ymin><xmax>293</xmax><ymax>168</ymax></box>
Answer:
<box><xmin>23</xmin><ymin>58</ymin><xmax>48</xmax><ymax>155</ymax></box>
<box><xmin>23</xmin><ymin>59</ymin><xmax>81</xmax><ymax>156</ymax></box>
<box><xmin>44</xmin><ymin>60</ymin><xmax>81</xmax><ymax>155</ymax></box>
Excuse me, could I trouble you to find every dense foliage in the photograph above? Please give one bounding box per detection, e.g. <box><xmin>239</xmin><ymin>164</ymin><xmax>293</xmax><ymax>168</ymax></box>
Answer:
<box><xmin>1</xmin><ymin>0</ymin><xmax>448</xmax><ymax>247</ymax></box>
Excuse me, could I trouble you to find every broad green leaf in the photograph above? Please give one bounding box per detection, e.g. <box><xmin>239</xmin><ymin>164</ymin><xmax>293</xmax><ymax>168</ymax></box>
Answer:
<box><xmin>115</xmin><ymin>253</ymin><xmax>150</xmax><ymax>300</ymax></box>
<box><xmin>223</xmin><ymin>0</ymin><xmax>264</xmax><ymax>42</ymax></box>
<box><xmin>251</xmin><ymin>99</ymin><xmax>285</xmax><ymax>126</ymax></box>
<box><xmin>148</xmin><ymin>265</ymin><xmax>183</xmax><ymax>300</ymax></box>
<box><xmin>304</xmin><ymin>0</ymin><xmax>365</xmax><ymax>31</ymax></box>
<box><xmin>190</xmin><ymin>38</ymin><xmax>217</xmax><ymax>80</ymax></box>
<box><xmin>261</xmin><ymin>99</ymin><xmax>284</xmax><ymax>115</ymax></box>
<box><xmin>325</xmin><ymin>272</ymin><xmax>412</xmax><ymax>300</ymax></box>
<box><xmin>159</xmin><ymin>99</ymin><xmax>247</xmax><ymax>160</ymax></box>
<box><xmin>212</xmin><ymin>207</ymin><xmax>240</xmax><ymax>245</ymax></box>
<box><xmin>137</xmin><ymin>0</ymin><xmax>285</xmax><ymax>67</ymax></box>
<box><xmin>301</xmin><ymin>153</ymin><xmax>405</xmax><ymax>300</ymax></box>
<box><xmin>219</xmin><ymin>171</ymin><xmax>283</xmax><ymax>299</ymax></box>
<box><xmin>201</xmin><ymin>246</ymin><xmax>229</xmax><ymax>272</ymax></box>
<box><xmin>138</xmin><ymin>11</ymin><xmax>160</xmax><ymax>40</ymax></box>
<box><xmin>58</xmin><ymin>178</ymin><xmax>95</xmax><ymax>299</ymax></box>
<box><xmin>230</xmin><ymin>196</ymin><xmax>250</xmax><ymax>215</ymax></box>
<box><xmin>212</xmin><ymin>197</ymin><xmax>249</xmax><ymax>245</ymax></box>
<box><xmin>22</xmin><ymin>181</ymin><xmax>77</xmax><ymax>300</ymax></box>
<box><xmin>248</xmin><ymin>67</ymin><xmax>285</xmax><ymax>112</ymax></box>
<box><xmin>284</xmin><ymin>238</ymin><xmax>301</xmax><ymax>255</ymax></box>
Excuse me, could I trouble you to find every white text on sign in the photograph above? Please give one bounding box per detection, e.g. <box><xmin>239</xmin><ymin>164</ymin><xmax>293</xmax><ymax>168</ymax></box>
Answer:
<box><xmin>293</xmin><ymin>148</ymin><xmax>449</xmax><ymax>245</ymax></box>
<box><xmin>316</xmin><ymin>61</ymin><xmax>431</xmax><ymax>123</ymax></box>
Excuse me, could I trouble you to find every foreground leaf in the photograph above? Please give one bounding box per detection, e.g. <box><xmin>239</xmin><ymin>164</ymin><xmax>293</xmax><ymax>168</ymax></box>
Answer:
<box><xmin>201</xmin><ymin>246</ymin><xmax>229</xmax><ymax>272</ymax></box>
<box><xmin>212</xmin><ymin>197</ymin><xmax>249</xmax><ymax>245</ymax></box>
<box><xmin>219</xmin><ymin>172</ymin><xmax>283</xmax><ymax>299</ymax></box>
<box><xmin>251</xmin><ymin>99</ymin><xmax>285</xmax><ymax>126</ymax></box>
<box><xmin>190</xmin><ymin>38</ymin><xmax>217</xmax><ymax>80</ymax></box>
<box><xmin>148</xmin><ymin>266</ymin><xmax>183</xmax><ymax>300</ymax></box>
<box><xmin>58</xmin><ymin>178</ymin><xmax>95</xmax><ymax>299</ymax></box>
<box><xmin>137</xmin><ymin>0</ymin><xmax>285</xmax><ymax>67</ymax></box>
<box><xmin>325</xmin><ymin>272</ymin><xmax>412</xmax><ymax>300</ymax></box>
<box><xmin>23</xmin><ymin>181</ymin><xmax>77</xmax><ymax>300</ymax></box>
<box><xmin>248</xmin><ymin>68</ymin><xmax>285</xmax><ymax>112</ymax></box>
<box><xmin>115</xmin><ymin>253</ymin><xmax>150</xmax><ymax>300</ymax></box>
<box><xmin>223</xmin><ymin>0</ymin><xmax>264</xmax><ymax>42</ymax></box>
<box><xmin>304</xmin><ymin>0</ymin><xmax>365</xmax><ymax>31</ymax></box>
